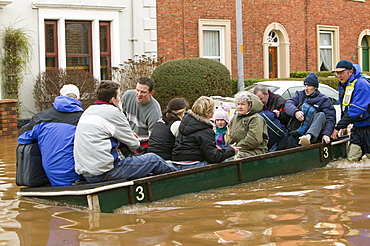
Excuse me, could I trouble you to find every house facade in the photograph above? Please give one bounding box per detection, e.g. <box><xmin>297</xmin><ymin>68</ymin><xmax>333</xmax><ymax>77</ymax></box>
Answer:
<box><xmin>0</xmin><ymin>0</ymin><xmax>158</xmax><ymax>119</ymax></box>
<box><xmin>156</xmin><ymin>0</ymin><xmax>370</xmax><ymax>80</ymax></box>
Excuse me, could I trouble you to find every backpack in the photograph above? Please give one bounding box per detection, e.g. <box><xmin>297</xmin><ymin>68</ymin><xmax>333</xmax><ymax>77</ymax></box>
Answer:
<box><xmin>288</xmin><ymin>102</ymin><xmax>317</xmax><ymax>138</ymax></box>
<box><xmin>259</xmin><ymin>110</ymin><xmax>287</xmax><ymax>149</ymax></box>
<box><xmin>16</xmin><ymin>143</ymin><xmax>50</xmax><ymax>187</ymax></box>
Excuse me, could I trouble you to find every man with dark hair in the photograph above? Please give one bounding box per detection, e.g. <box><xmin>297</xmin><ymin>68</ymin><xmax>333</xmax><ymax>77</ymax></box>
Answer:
<box><xmin>331</xmin><ymin>60</ymin><xmax>370</xmax><ymax>161</ymax></box>
<box><xmin>74</xmin><ymin>81</ymin><xmax>176</xmax><ymax>183</ymax></box>
<box><xmin>121</xmin><ymin>76</ymin><xmax>161</xmax><ymax>137</ymax></box>
<box><xmin>18</xmin><ymin>84</ymin><xmax>83</xmax><ymax>186</ymax></box>
<box><xmin>286</xmin><ymin>73</ymin><xmax>336</xmax><ymax>147</ymax></box>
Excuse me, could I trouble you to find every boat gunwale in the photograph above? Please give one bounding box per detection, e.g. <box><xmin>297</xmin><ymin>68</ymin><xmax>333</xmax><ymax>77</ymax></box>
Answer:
<box><xmin>17</xmin><ymin>138</ymin><xmax>349</xmax><ymax>197</ymax></box>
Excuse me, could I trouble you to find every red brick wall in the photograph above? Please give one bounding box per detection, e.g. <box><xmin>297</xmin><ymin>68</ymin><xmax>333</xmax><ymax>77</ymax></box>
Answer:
<box><xmin>157</xmin><ymin>0</ymin><xmax>370</xmax><ymax>78</ymax></box>
<box><xmin>0</xmin><ymin>99</ymin><xmax>18</xmax><ymax>138</ymax></box>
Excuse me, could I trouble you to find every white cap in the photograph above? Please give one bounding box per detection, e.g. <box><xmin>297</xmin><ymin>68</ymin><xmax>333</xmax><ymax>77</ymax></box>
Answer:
<box><xmin>60</xmin><ymin>84</ymin><xmax>80</xmax><ymax>99</ymax></box>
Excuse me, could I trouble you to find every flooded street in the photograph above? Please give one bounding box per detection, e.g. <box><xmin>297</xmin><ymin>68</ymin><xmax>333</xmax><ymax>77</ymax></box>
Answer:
<box><xmin>1</xmin><ymin>137</ymin><xmax>370</xmax><ymax>245</ymax></box>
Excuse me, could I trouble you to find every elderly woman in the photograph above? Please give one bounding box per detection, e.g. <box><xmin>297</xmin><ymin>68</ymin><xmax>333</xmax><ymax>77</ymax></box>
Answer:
<box><xmin>172</xmin><ymin>96</ymin><xmax>239</xmax><ymax>170</ymax></box>
<box><xmin>229</xmin><ymin>91</ymin><xmax>268</xmax><ymax>158</ymax></box>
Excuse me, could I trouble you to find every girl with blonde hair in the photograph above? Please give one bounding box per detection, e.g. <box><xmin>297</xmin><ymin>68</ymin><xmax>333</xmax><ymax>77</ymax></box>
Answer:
<box><xmin>172</xmin><ymin>96</ymin><xmax>239</xmax><ymax>170</ymax></box>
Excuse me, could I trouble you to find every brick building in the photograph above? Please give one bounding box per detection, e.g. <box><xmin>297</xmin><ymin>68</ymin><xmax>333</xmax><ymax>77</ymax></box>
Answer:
<box><xmin>157</xmin><ymin>0</ymin><xmax>370</xmax><ymax>79</ymax></box>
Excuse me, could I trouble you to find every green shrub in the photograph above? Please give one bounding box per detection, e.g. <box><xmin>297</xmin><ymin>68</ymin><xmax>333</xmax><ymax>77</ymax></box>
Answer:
<box><xmin>316</xmin><ymin>71</ymin><xmax>335</xmax><ymax>77</ymax></box>
<box><xmin>290</xmin><ymin>71</ymin><xmax>309</xmax><ymax>78</ymax></box>
<box><xmin>231</xmin><ymin>78</ymin><xmax>261</xmax><ymax>95</ymax></box>
<box><xmin>1</xmin><ymin>25</ymin><xmax>32</xmax><ymax>99</ymax></box>
<box><xmin>319</xmin><ymin>77</ymin><xmax>339</xmax><ymax>90</ymax></box>
<box><xmin>33</xmin><ymin>69</ymin><xmax>98</xmax><ymax>111</ymax></box>
<box><xmin>151</xmin><ymin>58</ymin><xmax>232</xmax><ymax>109</ymax></box>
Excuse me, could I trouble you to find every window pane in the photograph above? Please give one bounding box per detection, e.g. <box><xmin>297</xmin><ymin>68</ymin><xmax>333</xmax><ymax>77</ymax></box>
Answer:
<box><xmin>100</xmin><ymin>25</ymin><xmax>108</xmax><ymax>53</ymax></box>
<box><xmin>100</xmin><ymin>56</ymin><xmax>110</xmax><ymax>80</ymax></box>
<box><xmin>45</xmin><ymin>24</ymin><xmax>56</xmax><ymax>53</ymax></box>
<box><xmin>320</xmin><ymin>33</ymin><xmax>332</xmax><ymax>46</ymax></box>
<box><xmin>320</xmin><ymin>48</ymin><xmax>332</xmax><ymax>71</ymax></box>
<box><xmin>46</xmin><ymin>57</ymin><xmax>56</xmax><ymax>70</ymax></box>
<box><xmin>361</xmin><ymin>37</ymin><xmax>368</xmax><ymax>46</ymax></box>
<box><xmin>66</xmin><ymin>22</ymin><xmax>90</xmax><ymax>55</ymax></box>
<box><xmin>203</xmin><ymin>30</ymin><xmax>220</xmax><ymax>56</ymax></box>
<box><xmin>66</xmin><ymin>57</ymin><xmax>90</xmax><ymax>71</ymax></box>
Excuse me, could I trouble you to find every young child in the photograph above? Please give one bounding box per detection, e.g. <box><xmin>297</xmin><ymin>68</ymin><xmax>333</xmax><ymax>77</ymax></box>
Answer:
<box><xmin>213</xmin><ymin>104</ymin><xmax>230</xmax><ymax>148</ymax></box>
<box><xmin>172</xmin><ymin>96</ymin><xmax>238</xmax><ymax>170</ymax></box>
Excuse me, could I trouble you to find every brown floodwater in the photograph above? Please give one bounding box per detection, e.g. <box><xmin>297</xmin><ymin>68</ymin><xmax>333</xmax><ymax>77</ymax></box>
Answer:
<box><xmin>1</xmin><ymin>137</ymin><xmax>370</xmax><ymax>245</ymax></box>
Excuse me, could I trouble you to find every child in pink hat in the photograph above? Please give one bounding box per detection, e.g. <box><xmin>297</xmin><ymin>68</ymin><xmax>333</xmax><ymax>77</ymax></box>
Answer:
<box><xmin>213</xmin><ymin>103</ymin><xmax>230</xmax><ymax>147</ymax></box>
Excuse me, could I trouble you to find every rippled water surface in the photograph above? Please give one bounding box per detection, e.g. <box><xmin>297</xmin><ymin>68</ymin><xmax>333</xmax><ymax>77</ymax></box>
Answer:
<box><xmin>1</xmin><ymin>137</ymin><xmax>370</xmax><ymax>245</ymax></box>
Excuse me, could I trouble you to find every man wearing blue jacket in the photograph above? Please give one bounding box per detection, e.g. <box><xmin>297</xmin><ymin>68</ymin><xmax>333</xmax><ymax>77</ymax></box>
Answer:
<box><xmin>331</xmin><ymin>60</ymin><xmax>370</xmax><ymax>161</ymax></box>
<box><xmin>18</xmin><ymin>84</ymin><xmax>84</xmax><ymax>186</ymax></box>
<box><xmin>285</xmin><ymin>73</ymin><xmax>336</xmax><ymax>147</ymax></box>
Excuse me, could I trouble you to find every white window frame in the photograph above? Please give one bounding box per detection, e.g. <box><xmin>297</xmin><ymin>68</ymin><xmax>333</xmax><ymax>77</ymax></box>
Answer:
<box><xmin>319</xmin><ymin>31</ymin><xmax>333</xmax><ymax>71</ymax></box>
<box><xmin>317</xmin><ymin>25</ymin><xmax>339</xmax><ymax>71</ymax></box>
<box><xmin>202</xmin><ymin>26</ymin><xmax>224</xmax><ymax>63</ymax></box>
<box><xmin>199</xmin><ymin>19</ymin><xmax>231</xmax><ymax>72</ymax></box>
<box><xmin>33</xmin><ymin>2</ymin><xmax>124</xmax><ymax>80</ymax></box>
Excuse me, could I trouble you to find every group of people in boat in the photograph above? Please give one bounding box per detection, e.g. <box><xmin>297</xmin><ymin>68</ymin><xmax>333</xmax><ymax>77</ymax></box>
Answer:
<box><xmin>17</xmin><ymin>60</ymin><xmax>370</xmax><ymax>186</ymax></box>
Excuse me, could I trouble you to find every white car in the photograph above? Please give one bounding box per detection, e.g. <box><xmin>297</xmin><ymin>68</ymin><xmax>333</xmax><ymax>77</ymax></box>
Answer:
<box><xmin>211</xmin><ymin>80</ymin><xmax>341</xmax><ymax>122</ymax></box>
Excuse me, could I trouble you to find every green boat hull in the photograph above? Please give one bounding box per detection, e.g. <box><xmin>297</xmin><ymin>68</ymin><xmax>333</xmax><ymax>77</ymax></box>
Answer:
<box><xmin>18</xmin><ymin>139</ymin><xmax>348</xmax><ymax>213</ymax></box>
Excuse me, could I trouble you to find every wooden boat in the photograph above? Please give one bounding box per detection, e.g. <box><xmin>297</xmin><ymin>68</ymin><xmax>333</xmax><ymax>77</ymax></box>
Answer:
<box><xmin>17</xmin><ymin>137</ymin><xmax>349</xmax><ymax>213</ymax></box>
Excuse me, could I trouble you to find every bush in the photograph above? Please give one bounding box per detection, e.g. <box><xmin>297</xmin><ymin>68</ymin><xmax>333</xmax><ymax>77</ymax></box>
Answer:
<box><xmin>33</xmin><ymin>69</ymin><xmax>98</xmax><ymax>111</ymax></box>
<box><xmin>231</xmin><ymin>78</ymin><xmax>261</xmax><ymax>95</ymax></box>
<box><xmin>111</xmin><ymin>55</ymin><xmax>163</xmax><ymax>92</ymax></box>
<box><xmin>319</xmin><ymin>77</ymin><xmax>339</xmax><ymax>90</ymax></box>
<box><xmin>290</xmin><ymin>71</ymin><xmax>309</xmax><ymax>78</ymax></box>
<box><xmin>151</xmin><ymin>58</ymin><xmax>232</xmax><ymax>109</ymax></box>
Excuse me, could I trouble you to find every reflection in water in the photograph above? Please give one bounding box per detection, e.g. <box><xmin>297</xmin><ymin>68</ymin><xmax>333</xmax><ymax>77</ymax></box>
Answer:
<box><xmin>1</xmin><ymin>137</ymin><xmax>370</xmax><ymax>245</ymax></box>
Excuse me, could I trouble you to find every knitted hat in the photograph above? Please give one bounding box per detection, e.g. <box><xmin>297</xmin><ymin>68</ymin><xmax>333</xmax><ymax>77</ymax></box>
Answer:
<box><xmin>213</xmin><ymin>107</ymin><xmax>229</xmax><ymax>125</ymax></box>
<box><xmin>220</xmin><ymin>102</ymin><xmax>230</xmax><ymax>113</ymax></box>
<box><xmin>303</xmin><ymin>73</ymin><xmax>319</xmax><ymax>88</ymax></box>
<box><xmin>167</xmin><ymin>98</ymin><xmax>188</xmax><ymax>111</ymax></box>
<box><xmin>60</xmin><ymin>84</ymin><xmax>80</xmax><ymax>99</ymax></box>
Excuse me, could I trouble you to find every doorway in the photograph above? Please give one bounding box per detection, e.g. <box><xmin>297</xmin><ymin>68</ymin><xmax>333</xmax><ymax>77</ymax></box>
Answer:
<box><xmin>362</xmin><ymin>37</ymin><xmax>369</xmax><ymax>72</ymax></box>
<box><xmin>269</xmin><ymin>47</ymin><xmax>278</xmax><ymax>78</ymax></box>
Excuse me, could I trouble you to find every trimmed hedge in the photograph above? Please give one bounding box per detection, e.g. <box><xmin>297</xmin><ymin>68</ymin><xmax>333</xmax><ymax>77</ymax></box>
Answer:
<box><xmin>231</xmin><ymin>73</ymin><xmax>340</xmax><ymax>95</ymax></box>
<box><xmin>151</xmin><ymin>58</ymin><xmax>232</xmax><ymax>109</ymax></box>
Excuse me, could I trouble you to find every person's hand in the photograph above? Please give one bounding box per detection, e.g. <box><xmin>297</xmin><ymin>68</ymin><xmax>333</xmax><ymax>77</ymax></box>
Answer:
<box><xmin>273</xmin><ymin>109</ymin><xmax>280</xmax><ymax>118</ymax></box>
<box><xmin>233</xmin><ymin>146</ymin><xmax>241</xmax><ymax>154</ymax></box>
<box><xmin>132</xmin><ymin>130</ymin><xmax>139</xmax><ymax>138</ymax></box>
<box><xmin>340</xmin><ymin>128</ymin><xmax>348</xmax><ymax>136</ymax></box>
<box><xmin>322</xmin><ymin>135</ymin><xmax>330</xmax><ymax>144</ymax></box>
<box><xmin>294</xmin><ymin>111</ymin><xmax>304</xmax><ymax>121</ymax></box>
<box><xmin>330</xmin><ymin>129</ymin><xmax>339</xmax><ymax>140</ymax></box>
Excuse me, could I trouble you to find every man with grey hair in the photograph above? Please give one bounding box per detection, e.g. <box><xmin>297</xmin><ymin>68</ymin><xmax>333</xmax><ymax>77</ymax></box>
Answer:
<box><xmin>253</xmin><ymin>84</ymin><xmax>289</xmax><ymax>125</ymax></box>
<box><xmin>18</xmin><ymin>84</ymin><xmax>84</xmax><ymax>186</ymax></box>
<box><xmin>253</xmin><ymin>84</ymin><xmax>289</xmax><ymax>150</ymax></box>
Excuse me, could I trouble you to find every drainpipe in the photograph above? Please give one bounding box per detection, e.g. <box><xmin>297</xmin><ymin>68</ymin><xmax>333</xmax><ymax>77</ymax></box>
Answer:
<box><xmin>129</xmin><ymin>0</ymin><xmax>138</xmax><ymax>57</ymax></box>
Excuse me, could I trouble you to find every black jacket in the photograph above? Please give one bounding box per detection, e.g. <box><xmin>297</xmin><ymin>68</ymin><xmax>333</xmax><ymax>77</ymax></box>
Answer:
<box><xmin>148</xmin><ymin>120</ymin><xmax>176</xmax><ymax>160</ymax></box>
<box><xmin>264</xmin><ymin>91</ymin><xmax>290</xmax><ymax>126</ymax></box>
<box><xmin>172</xmin><ymin>111</ymin><xmax>235</xmax><ymax>163</ymax></box>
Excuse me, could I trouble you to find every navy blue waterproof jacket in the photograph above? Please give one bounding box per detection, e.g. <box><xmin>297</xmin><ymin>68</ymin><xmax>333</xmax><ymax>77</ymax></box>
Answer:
<box><xmin>18</xmin><ymin>96</ymin><xmax>84</xmax><ymax>186</ymax></box>
<box><xmin>285</xmin><ymin>89</ymin><xmax>336</xmax><ymax>137</ymax></box>
<box><xmin>336</xmin><ymin>64</ymin><xmax>370</xmax><ymax>129</ymax></box>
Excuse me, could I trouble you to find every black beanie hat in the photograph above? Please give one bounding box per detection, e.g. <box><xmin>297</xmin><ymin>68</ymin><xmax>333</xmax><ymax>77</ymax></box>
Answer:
<box><xmin>167</xmin><ymin>98</ymin><xmax>188</xmax><ymax>111</ymax></box>
<box><xmin>304</xmin><ymin>72</ymin><xmax>319</xmax><ymax>88</ymax></box>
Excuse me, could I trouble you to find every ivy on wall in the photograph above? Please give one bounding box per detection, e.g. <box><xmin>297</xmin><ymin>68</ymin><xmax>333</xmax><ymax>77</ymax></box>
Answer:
<box><xmin>1</xmin><ymin>25</ymin><xmax>32</xmax><ymax>99</ymax></box>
